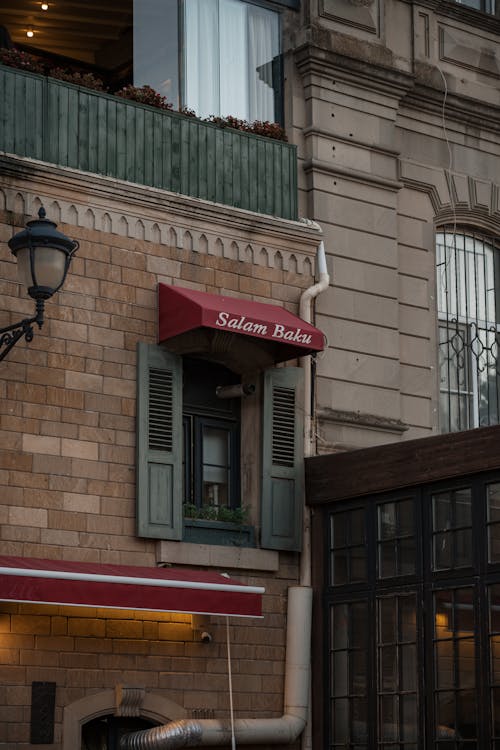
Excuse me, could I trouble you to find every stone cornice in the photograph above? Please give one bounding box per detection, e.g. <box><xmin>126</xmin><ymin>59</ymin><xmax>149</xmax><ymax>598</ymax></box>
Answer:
<box><xmin>294</xmin><ymin>37</ymin><xmax>415</xmax><ymax>100</ymax></box>
<box><xmin>303</xmin><ymin>158</ymin><xmax>403</xmax><ymax>191</ymax></box>
<box><xmin>0</xmin><ymin>154</ymin><xmax>320</xmax><ymax>276</ymax></box>
<box><xmin>317</xmin><ymin>407</ymin><xmax>409</xmax><ymax>433</ymax></box>
<box><xmin>401</xmin><ymin>79</ymin><xmax>500</xmax><ymax>136</ymax></box>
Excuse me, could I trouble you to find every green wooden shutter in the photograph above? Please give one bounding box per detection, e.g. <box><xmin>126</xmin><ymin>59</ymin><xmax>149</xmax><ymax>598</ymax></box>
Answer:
<box><xmin>261</xmin><ymin>367</ymin><xmax>304</xmax><ymax>551</ymax></box>
<box><xmin>136</xmin><ymin>343</ymin><xmax>183</xmax><ymax>539</ymax></box>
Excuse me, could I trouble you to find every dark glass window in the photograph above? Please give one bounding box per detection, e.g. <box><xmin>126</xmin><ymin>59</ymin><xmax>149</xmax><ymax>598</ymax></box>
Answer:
<box><xmin>451</xmin><ymin>0</ymin><xmax>497</xmax><ymax>13</ymax></box>
<box><xmin>329</xmin><ymin>508</ymin><xmax>366</xmax><ymax>585</ymax></box>
<box><xmin>323</xmin><ymin>473</ymin><xmax>500</xmax><ymax>749</ymax></box>
<box><xmin>377</xmin><ymin>594</ymin><xmax>418</xmax><ymax>747</ymax></box>
<box><xmin>488</xmin><ymin>483</ymin><xmax>500</xmax><ymax>563</ymax></box>
<box><xmin>329</xmin><ymin>600</ymin><xmax>369</xmax><ymax>747</ymax></box>
<box><xmin>377</xmin><ymin>499</ymin><xmax>416</xmax><ymax>578</ymax></box>
<box><xmin>431</xmin><ymin>488</ymin><xmax>472</xmax><ymax>570</ymax></box>
<box><xmin>182</xmin><ymin>357</ymin><xmax>240</xmax><ymax>511</ymax></box>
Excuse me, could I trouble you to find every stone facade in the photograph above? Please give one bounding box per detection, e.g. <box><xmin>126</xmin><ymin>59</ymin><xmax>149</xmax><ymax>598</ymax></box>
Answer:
<box><xmin>290</xmin><ymin>0</ymin><xmax>500</xmax><ymax>451</ymax></box>
<box><xmin>0</xmin><ymin>159</ymin><xmax>318</xmax><ymax>747</ymax></box>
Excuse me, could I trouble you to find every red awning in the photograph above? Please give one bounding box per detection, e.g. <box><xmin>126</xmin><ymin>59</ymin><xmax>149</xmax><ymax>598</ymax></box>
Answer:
<box><xmin>0</xmin><ymin>556</ymin><xmax>263</xmax><ymax>618</ymax></box>
<box><xmin>158</xmin><ymin>284</ymin><xmax>324</xmax><ymax>366</ymax></box>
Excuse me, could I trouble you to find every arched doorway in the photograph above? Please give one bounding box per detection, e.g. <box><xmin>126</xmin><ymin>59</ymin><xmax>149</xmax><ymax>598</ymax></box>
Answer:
<box><xmin>82</xmin><ymin>714</ymin><xmax>158</xmax><ymax>750</ymax></box>
<box><xmin>63</xmin><ymin>689</ymin><xmax>188</xmax><ymax>750</ymax></box>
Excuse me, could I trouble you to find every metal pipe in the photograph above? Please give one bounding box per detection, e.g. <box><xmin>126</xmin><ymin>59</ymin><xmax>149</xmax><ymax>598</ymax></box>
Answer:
<box><xmin>120</xmin><ymin>586</ymin><xmax>312</xmax><ymax>750</ymax></box>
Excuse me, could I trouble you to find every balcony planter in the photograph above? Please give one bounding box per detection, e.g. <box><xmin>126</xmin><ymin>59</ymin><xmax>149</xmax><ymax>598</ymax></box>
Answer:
<box><xmin>183</xmin><ymin>518</ymin><xmax>255</xmax><ymax>547</ymax></box>
<box><xmin>0</xmin><ymin>64</ymin><xmax>298</xmax><ymax>220</ymax></box>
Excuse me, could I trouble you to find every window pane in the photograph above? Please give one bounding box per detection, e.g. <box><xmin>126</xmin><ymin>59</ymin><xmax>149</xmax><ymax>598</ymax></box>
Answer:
<box><xmin>202</xmin><ymin>426</ymin><xmax>229</xmax><ymax>505</ymax></box>
<box><xmin>377</xmin><ymin>499</ymin><xmax>416</xmax><ymax>578</ymax></box>
<box><xmin>184</xmin><ymin>0</ymin><xmax>219</xmax><ymax>119</ymax></box>
<box><xmin>488</xmin><ymin>484</ymin><xmax>500</xmax><ymax>563</ymax></box>
<box><xmin>134</xmin><ymin>0</ymin><xmax>179</xmax><ymax>106</ymax></box>
<box><xmin>329</xmin><ymin>509</ymin><xmax>367</xmax><ymax>585</ymax></box>
<box><xmin>432</xmin><ymin>489</ymin><xmax>472</xmax><ymax>570</ymax></box>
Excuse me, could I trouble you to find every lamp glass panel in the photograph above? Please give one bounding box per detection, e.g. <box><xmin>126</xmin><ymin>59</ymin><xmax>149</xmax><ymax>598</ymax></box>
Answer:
<box><xmin>32</xmin><ymin>246</ymin><xmax>67</xmax><ymax>290</ymax></box>
<box><xmin>16</xmin><ymin>247</ymin><xmax>33</xmax><ymax>289</ymax></box>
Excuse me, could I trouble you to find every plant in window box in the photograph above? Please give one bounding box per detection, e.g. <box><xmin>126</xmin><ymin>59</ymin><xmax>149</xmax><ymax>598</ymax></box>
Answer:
<box><xmin>183</xmin><ymin>504</ymin><xmax>255</xmax><ymax>547</ymax></box>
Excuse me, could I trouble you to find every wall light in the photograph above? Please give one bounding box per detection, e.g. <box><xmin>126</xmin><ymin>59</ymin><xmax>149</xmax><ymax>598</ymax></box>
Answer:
<box><xmin>41</xmin><ymin>3</ymin><xmax>49</xmax><ymax>10</ymax></box>
<box><xmin>26</xmin><ymin>29</ymin><xmax>34</xmax><ymax>38</ymax></box>
<box><xmin>1</xmin><ymin>207</ymin><xmax>78</xmax><ymax>362</ymax></box>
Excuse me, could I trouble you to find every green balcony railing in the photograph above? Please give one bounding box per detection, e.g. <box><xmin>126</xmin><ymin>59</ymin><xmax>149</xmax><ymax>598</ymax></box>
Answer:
<box><xmin>0</xmin><ymin>65</ymin><xmax>298</xmax><ymax>220</ymax></box>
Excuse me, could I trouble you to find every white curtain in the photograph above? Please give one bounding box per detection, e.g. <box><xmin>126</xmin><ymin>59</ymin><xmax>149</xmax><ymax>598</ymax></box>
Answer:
<box><xmin>184</xmin><ymin>0</ymin><xmax>219</xmax><ymax>119</ymax></box>
<box><xmin>184</xmin><ymin>0</ymin><xmax>279</xmax><ymax>122</ymax></box>
<box><xmin>248</xmin><ymin>4</ymin><xmax>279</xmax><ymax>122</ymax></box>
<box><xmin>219</xmin><ymin>0</ymin><xmax>247</xmax><ymax>120</ymax></box>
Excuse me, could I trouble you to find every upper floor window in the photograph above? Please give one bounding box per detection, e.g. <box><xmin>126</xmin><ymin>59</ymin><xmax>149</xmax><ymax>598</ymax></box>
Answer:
<box><xmin>436</xmin><ymin>228</ymin><xmax>500</xmax><ymax>432</ymax></box>
<box><xmin>135</xmin><ymin>0</ymin><xmax>282</xmax><ymax>123</ymax></box>
<box><xmin>452</xmin><ymin>0</ymin><xmax>497</xmax><ymax>13</ymax></box>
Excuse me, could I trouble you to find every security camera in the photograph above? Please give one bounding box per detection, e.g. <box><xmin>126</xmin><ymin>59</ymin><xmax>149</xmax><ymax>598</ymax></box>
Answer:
<box><xmin>200</xmin><ymin>631</ymin><xmax>212</xmax><ymax>643</ymax></box>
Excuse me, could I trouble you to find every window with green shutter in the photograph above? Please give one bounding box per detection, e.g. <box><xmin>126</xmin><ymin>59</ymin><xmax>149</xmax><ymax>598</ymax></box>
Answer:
<box><xmin>136</xmin><ymin>344</ymin><xmax>304</xmax><ymax>551</ymax></box>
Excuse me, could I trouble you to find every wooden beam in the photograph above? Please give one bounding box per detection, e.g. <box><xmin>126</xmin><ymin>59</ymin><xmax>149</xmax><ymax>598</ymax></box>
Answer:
<box><xmin>305</xmin><ymin>425</ymin><xmax>500</xmax><ymax>505</ymax></box>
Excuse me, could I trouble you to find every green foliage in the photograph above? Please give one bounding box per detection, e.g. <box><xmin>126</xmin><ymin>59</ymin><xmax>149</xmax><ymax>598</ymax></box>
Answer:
<box><xmin>49</xmin><ymin>68</ymin><xmax>106</xmax><ymax>91</ymax></box>
<box><xmin>0</xmin><ymin>48</ymin><xmax>44</xmax><ymax>74</ymax></box>
<box><xmin>183</xmin><ymin>503</ymin><xmax>249</xmax><ymax>524</ymax></box>
<box><xmin>115</xmin><ymin>84</ymin><xmax>173</xmax><ymax>110</ymax></box>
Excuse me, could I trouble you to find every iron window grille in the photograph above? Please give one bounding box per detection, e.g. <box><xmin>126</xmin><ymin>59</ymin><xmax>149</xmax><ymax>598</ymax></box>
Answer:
<box><xmin>436</xmin><ymin>228</ymin><xmax>500</xmax><ymax>432</ymax></box>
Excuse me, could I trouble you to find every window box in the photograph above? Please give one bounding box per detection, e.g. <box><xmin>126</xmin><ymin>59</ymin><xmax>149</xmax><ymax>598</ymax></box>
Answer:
<box><xmin>183</xmin><ymin>518</ymin><xmax>256</xmax><ymax>547</ymax></box>
<box><xmin>0</xmin><ymin>64</ymin><xmax>298</xmax><ymax>220</ymax></box>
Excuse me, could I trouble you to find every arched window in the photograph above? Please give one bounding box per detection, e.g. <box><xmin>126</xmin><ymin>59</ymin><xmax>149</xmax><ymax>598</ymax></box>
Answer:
<box><xmin>436</xmin><ymin>228</ymin><xmax>500</xmax><ymax>432</ymax></box>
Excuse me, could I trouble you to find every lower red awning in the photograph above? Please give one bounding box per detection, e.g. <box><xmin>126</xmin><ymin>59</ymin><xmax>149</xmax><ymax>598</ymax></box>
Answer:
<box><xmin>158</xmin><ymin>284</ymin><xmax>324</xmax><ymax>365</ymax></box>
<box><xmin>0</xmin><ymin>556</ymin><xmax>263</xmax><ymax>618</ymax></box>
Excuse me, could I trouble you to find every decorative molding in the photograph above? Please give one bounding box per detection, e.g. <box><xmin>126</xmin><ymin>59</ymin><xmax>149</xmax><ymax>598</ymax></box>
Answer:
<box><xmin>438</xmin><ymin>22</ymin><xmax>500</xmax><ymax>79</ymax></box>
<box><xmin>317</xmin><ymin>407</ymin><xmax>409</xmax><ymax>433</ymax></box>
<box><xmin>319</xmin><ymin>0</ymin><xmax>379</xmax><ymax>34</ymax></box>
<box><xmin>402</xmin><ymin>0</ymin><xmax>500</xmax><ymax>37</ymax></box>
<box><xmin>399</xmin><ymin>160</ymin><xmax>500</xmax><ymax>232</ymax></box>
<box><xmin>0</xmin><ymin>155</ymin><xmax>320</xmax><ymax>277</ymax></box>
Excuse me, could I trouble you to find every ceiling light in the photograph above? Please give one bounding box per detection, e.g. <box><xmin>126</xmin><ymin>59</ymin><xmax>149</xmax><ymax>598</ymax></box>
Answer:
<box><xmin>26</xmin><ymin>29</ymin><xmax>34</xmax><ymax>38</ymax></box>
<box><xmin>41</xmin><ymin>3</ymin><xmax>49</xmax><ymax>9</ymax></box>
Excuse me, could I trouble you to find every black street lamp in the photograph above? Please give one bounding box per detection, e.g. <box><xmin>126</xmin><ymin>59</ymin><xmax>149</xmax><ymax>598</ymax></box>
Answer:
<box><xmin>0</xmin><ymin>207</ymin><xmax>78</xmax><ymax>362</ymax></box>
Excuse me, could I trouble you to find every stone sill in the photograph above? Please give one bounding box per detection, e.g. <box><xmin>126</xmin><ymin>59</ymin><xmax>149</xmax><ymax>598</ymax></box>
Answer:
<box><xmin>156</xmin><ymin>540</ymin><xmax>279</xmax><ymax>572</ymax></box>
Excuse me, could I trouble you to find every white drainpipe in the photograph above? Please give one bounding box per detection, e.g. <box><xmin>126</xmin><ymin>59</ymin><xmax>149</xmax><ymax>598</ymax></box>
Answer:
<box><xmin>299</xmin><ymin>238</ymin><xmax>329</xmax><ymax>587</ymax></box>
<box><xmin>120</xmin><ymin>238</ymin><xmax>327</xmax><ymax>750</ymax></box>
<box><xmin>120</xmin><ymin>586</ymin><xmax>312</xmax><ymax>750</ymax></box>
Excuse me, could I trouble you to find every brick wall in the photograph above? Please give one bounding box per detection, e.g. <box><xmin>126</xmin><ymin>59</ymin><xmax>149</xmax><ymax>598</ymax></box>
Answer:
<box><xmin>0</xmin><ymin>176</ymin><xmax>317</xmax><ymax>748</ymax></box>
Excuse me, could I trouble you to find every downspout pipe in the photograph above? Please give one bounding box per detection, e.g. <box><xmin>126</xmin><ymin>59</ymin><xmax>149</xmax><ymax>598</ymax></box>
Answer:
<box><xmin>120</xmin><ymin>586</ymin><xmax>312</xmax><ymax>750</ymax></box>
<box><xmin>299</xmin><ymin>237</ymin><xmax>329</xmax><ymax>588</ymax></box>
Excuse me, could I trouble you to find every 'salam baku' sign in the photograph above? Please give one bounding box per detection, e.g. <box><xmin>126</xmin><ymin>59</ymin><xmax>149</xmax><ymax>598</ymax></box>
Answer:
<box><xmin>215</xmin><ymin>312</ymin><xmax>314</xmax><ymax>345</ymax></box>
